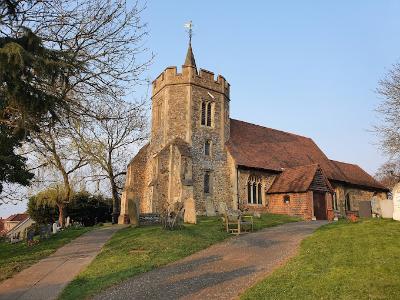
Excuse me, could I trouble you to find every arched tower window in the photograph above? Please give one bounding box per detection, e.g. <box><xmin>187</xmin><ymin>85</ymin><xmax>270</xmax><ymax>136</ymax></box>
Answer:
<box><xmin>204</xmin><ymin>171</ymin><xmax>211</xmax><ymax>194</ymax></box>
<box><xmin>204</xmin><ymin>140</ymin><xmax>211</xmax><ymax>156</ymax></box>
<box><xmin>201</xmin><ymin>101</ymin><xmax>206</xmax><ymax>125</ymax></box>
<box><xmin>201</xmin><ymin>100</ymin><xmax>213</xmax><ymax>127</ymax></box>
<box><xmin>207</xmin><ymin>102</ymin><xmax>212</xmax><ymax>126</ymax></box>
<box><xmin>247</xmin><ymin>175</ymin><xmax>262</xmax><ymax>205</ymax></box>
<box><xmin>345</xmin><ymin>194</ymin><xmax>351</xmax><ymax>211</ymax></box>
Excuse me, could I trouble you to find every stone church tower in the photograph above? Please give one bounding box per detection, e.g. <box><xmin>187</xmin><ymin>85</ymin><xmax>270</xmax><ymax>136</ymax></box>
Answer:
<box><xmin>119</xmin><ymin>41</ymin><xmax>232</xmax><ymax>224</ymax></box>
<box><xmin>119</xmin><ymin>37</ymin><xmax>388</xmax><ymax>225</ymax></box>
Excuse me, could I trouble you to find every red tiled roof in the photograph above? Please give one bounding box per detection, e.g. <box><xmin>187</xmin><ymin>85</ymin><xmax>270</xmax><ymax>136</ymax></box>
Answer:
<box><xmin>268</xmin><ymin>164</ymin><xmax>319</xmax><ymax>193</ymax></box>
<box><xmin>7</xmin><ymin>213</ymin><xmax>29</xmax><ymax>222</ymax></box>
<box><xmin>227</xmin><ymin>119</ymin><xmax>387</xmax><ymax>191</ymax></box>
<box><xmin>329</xmin><ymin>160</ymin><xmax>386</xmax><ymax>190</ymax></box>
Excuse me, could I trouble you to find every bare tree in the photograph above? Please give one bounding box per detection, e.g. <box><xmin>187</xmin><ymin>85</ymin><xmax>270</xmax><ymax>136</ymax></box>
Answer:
<box><xmin>29</xmin><ymin>123</ymin><xmax>88</xmax><ymax>226</ymax></box>
<box><xmin>2</xmin><ymin>0</ymin><xmax>152</xmax><ymax>117</ymax></box>
<box><xmin>72</xmin><ymin>98</ymin><xmax>148</xmax><ymax>223</ymax></box>
<box><xmin>376</xmin><ymin>62</ymin><xmax>400</xmax><ymax>158</ymax></box>
<box><xmin>375</xmin><ymin>160</ymin><xmax>400</xmax><ymax>190</ymax></box>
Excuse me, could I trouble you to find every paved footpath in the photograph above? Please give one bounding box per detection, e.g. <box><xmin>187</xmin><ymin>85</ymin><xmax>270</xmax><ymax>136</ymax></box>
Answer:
<box><xmin>0</xmin><ymin>225</ymin><xmax>125</xmax><ymax>300</ymax></box>
<box><xmin>96</xmin><ymin>221</ymin><xmax>327</xmax><ymax>300</ymax></box>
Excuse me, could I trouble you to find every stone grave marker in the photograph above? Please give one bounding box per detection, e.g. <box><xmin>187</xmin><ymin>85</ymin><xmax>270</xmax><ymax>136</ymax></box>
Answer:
<box><xmin>52</xmin><ymin>222</ymin><xmax>58</xmax><ymax>234</ymax></box>
<box><xmin>393</xmin><ymin>182</ymin><xmax>400</xmax><ymax>221</ymax></box>
<box><xmin>184</xmin><ymin>198</ymin><xmax>196</xmax><ymax>224</ymax></box>
<box><xmin>128</xmin><ymin>198</ymin><xmax>139</xmax><ymax>226</ymax></box>
<box><xmin>205</xmin><ymin>199</ymin><xmax>216</xmax><ymax>216</ymax></box>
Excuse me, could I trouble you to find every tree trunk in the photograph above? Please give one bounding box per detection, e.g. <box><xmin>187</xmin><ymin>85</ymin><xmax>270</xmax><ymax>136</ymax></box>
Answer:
<box><xmin>108</xmin><ymin>172</ymin><xmax>120</xmax><ymax>224</ymax></box>
<box><xmin>59</xmin><ymin>170</ymin><xmax>71</xmax><ymax>228</ymax></box>
<box><xmin>58</xmin><ymin>202</ymin><xmax>65</xmax><ymax>227</ymax></box>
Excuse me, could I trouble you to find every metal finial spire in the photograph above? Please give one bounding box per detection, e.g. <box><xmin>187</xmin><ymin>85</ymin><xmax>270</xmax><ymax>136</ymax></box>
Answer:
<box><xmin>184</xmin><ymin>20</ymin><xmax>193</xmax><ymax>44</ymax></box>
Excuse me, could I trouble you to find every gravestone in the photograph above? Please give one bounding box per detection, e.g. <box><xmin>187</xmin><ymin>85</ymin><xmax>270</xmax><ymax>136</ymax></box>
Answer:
<box><xmin>40</xmin><ymin>225</ymin><xmax>46</xmax><ymax>240</ymax></box>
<box><xmin>359</xmin><ymin>201</ymin><xmax>372</xmax><ymax>218</ymax></box>
<box><xmin>66</xmin><ymin>216</ymin><xmax>70</xmax><ymax>227</ymax></box>
<box><xmin>26</xmin><ymin>228</ymin><xmax>35</xmax><ymax>243</ymax></box>
<box><xmin>128</xmin><ymin>198</ymin><xmax>139</xmax><ymax>226</ymax></box>
<box><xmin>371</xmin><ymin>196</ymin><xmax>381</xmax><ymax>217</ymax></box>
<box><xmin>380</xmin><ymin>200</ymin><xmax>394</xmax><ymax>218</ymax></box>
<box><xmin>205</xmin><ymin>199</ymin><xmax>216</xmax><ymax>216</ymax></box>
<box><xmin>52</xmin><ymin>222</ymin><xmax>58</xmax><ymax>234</ymax></box>
<box><xmin>392</xmin><ymin>183</ymin><xmax>400</xmax><ymax>221</ymax></box>
<box><xmin>184</xmin><ymin>198</ymin><xmax>196</xmax><ymax>224</ymax></box>
<box><xmin>218</xmin><ymin>202</ymin><xmax>228</xmax><ymax>215</ymax></box>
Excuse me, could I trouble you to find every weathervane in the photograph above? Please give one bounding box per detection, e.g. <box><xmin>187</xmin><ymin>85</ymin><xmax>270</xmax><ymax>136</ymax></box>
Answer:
<box><xmin>184</xmin><ymin>20</ymin><xmax>193</xmax><ymax>44</ymax></box>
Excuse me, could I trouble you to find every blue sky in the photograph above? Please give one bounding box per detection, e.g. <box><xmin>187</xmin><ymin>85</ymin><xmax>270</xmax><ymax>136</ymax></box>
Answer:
<box><xmin>2</xmin><ymin>1</ymin><xmax>399</xmax><ymax>217</ymax></box>
<box><xmin>142</xmin><ymin>0</ymin><xmax>400</xmax><ymax>174</ymax></box>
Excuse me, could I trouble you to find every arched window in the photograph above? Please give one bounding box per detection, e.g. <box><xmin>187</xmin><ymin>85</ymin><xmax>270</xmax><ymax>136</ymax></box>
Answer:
<box><xmin>345</xmin><ymin>194</ymin><xmax>351</xmax><ymax>211</ymax></box>
<box><xmin>247</xmin><ymin>175</ymin><xmax>262</xmax><ymax>205</ymax></box>
<box><xmin>204</xmin><ymin>140</ymin><xmax>211</xmax><ymax>156</ymax></box>
<box><xmin>247</xmin><ymin>181</ymin><xmax>252</xmax><ymax>204</ymax></box>
<box><xmin>201</xmin><ymin>100</ymin><xmax>213</xmax><ymax>127</ymax></box>
<box><xmin>252</xmin><ymin>183</ymin><xmax>257</xmax><ymax>204</ymax></box>
<box><xmin>201</xmin><ymin>101</ymin><xmax>206</xmax><ymax>125</ymax></box>
<box><xmin>257</xmin><ymin>183</ymin><xmax>262</xmax><ymax>205</ymax></box>
<box><xmin>332</xmin><ymin>193</ymin><xmax>338</xmax><ymax>211</ymax></box>
<box><xmin>204</xmin><ymin>171</ymin><xmax>210</xmax><ymax>194</ymax></box>
<box><xmin>207</xmin><ymin>102</ymin><xmax>212</xmax><ymax>126</ymax></box>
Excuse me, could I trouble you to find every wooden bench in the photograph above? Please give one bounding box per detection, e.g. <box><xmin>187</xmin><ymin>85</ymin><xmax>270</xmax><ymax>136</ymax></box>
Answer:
<box><xmin>222</xmin><ymin>214</ymin><xmax>253</xmax><ymax>235</ymax></box>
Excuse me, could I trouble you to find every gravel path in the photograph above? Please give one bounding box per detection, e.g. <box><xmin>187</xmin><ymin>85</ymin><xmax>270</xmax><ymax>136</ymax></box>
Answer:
<box><xmin>95</xmin><ymin>221</ymin><xmax>327</xmax><ymax>300</ymax></box>
<box><xmin>0</xmin><ymin>225</ymin><xmax>125</xmax><ymax>300</ymax></box>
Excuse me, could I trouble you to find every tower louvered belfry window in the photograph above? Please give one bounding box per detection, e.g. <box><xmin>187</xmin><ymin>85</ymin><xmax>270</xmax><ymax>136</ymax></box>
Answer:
<box><xmin>201</xmin><ymin>100</ymin><xmax>213</xmax><ymax>127</ymax></box>
<box><xmin>201</xmin><ymin>101</ymin><xmax>206</xmax><ymax>125</ymax></box>
<box><xmin>207</xmin><ymin>102</ymin><xmax>212</xmax><ymax>126</ymax></box>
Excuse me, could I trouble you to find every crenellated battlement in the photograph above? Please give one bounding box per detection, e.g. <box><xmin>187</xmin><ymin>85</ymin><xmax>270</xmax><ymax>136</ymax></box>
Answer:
<box><xmin>152</xmin><ymin>65</ymin><xmax>230</xmax><ymax>98</ymax></box>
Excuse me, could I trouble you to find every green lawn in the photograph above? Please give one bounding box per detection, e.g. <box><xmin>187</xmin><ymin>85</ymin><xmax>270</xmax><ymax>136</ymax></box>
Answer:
<box><xmin>59</xmin><ymin>213</ymin><xmax>299</xmax><ymax>300</ymax></box>
<box><xmin>0</xmin><ymin>227</ymin><xmax>92</xmax><ymax>282</ymax></box>
<box><xmin>242</xmin><ymin>219</ymin><xmax>400</xmax><ymax>300</ymax></box>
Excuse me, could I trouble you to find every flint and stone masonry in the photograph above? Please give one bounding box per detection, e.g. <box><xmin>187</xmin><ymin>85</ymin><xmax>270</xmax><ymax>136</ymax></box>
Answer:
<box><xmin>118</xmin><ymin>42</ymin><xmax>388</xmax><ymax>224</ymax></box>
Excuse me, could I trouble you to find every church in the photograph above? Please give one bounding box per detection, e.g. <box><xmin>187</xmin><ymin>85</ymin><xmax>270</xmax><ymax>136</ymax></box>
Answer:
<box><xmin>118</xmin><ymin>40</ymin><xmax>388</xmax><ymax>224</ymax></box>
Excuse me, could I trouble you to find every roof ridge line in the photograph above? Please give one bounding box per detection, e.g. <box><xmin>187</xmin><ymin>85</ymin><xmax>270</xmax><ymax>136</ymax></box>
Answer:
<box><xmin>230</xmin><ymin>118</ymin><xmax>312</xmax><ymax>140</ymax></box>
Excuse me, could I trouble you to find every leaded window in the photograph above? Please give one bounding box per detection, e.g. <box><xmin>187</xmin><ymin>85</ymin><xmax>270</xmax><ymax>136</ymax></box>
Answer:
<box><xmin>247</xmin><ymin>175</ymin><xmax>262</xmax><ymax>205</ymax></box>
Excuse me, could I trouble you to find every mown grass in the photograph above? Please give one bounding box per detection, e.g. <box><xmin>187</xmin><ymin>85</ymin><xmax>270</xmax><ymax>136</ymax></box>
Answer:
<box><xmin>242</xmin><ymin>219</ymin><xmax>400</xmax><ymax>300</ymax></box>
<box><xmin>59</xmin><ymin>213</ymin><xmax>299</xmax><ymax>300</ymax></box>
<box><xmin>0</xmin><ymin>227</ymin><xmax>92</xmax><ymax>282</ymax></box>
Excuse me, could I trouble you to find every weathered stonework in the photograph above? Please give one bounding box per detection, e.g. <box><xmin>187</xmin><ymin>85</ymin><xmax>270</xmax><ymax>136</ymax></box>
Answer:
<box><xmin>119</xmin><ymin>42</ymin><xmax>388</xmax><ymax>224</ymax></box>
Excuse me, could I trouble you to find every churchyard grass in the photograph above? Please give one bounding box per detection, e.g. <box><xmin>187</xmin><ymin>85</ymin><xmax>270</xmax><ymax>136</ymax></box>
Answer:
<box><xmin>59</xmin><ymin>213</ymin><xmax>299</xmax><ymax>300</ymax></box>
<box><xmin>241</xmin><ymin>218</ymin><xmax>400</xmax><ymax>299</ymax></box>
<box><xmin>0</xmin><ymin>227</ymin><xmax>92</xmax><ymax>282</ymax></box>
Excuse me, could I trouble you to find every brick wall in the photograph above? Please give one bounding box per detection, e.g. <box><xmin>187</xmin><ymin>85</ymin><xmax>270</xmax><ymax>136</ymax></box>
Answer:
<box><xmin>267</xmin><ymin>192</ymin><xmax>313</xmax><ymax>220</ymax></box>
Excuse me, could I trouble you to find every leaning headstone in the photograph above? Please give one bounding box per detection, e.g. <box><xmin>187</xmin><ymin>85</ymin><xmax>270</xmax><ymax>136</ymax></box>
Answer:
<box><xmin>392</xmin><ymin>183</ymin><xmax>400</xmax><ymax>221</ymax></box>
<box><xmin>184</xmin><ymin>198</ymin><xmax>197</xmax><ymax>224</ymax></box>
<box><xmin>52</xmin><ymin>222</ymin><xmax>58</xmax><ymax>234</ymax></box>
<box><xmin>128</xmin><ymin>198</ymin><xmax>139</xmax><ymax>226</ymax></box>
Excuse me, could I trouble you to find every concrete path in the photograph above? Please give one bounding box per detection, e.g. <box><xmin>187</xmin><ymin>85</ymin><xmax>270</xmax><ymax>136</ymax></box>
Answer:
<box><xmin>0</xmin><ymin>225</ymin><xmax>125</xmax><ymax>300</ymax></box>
<box><xmin>96</xmin><ymin>221</ymin><xmax>327</xmax><ymax>300</ymax></box>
